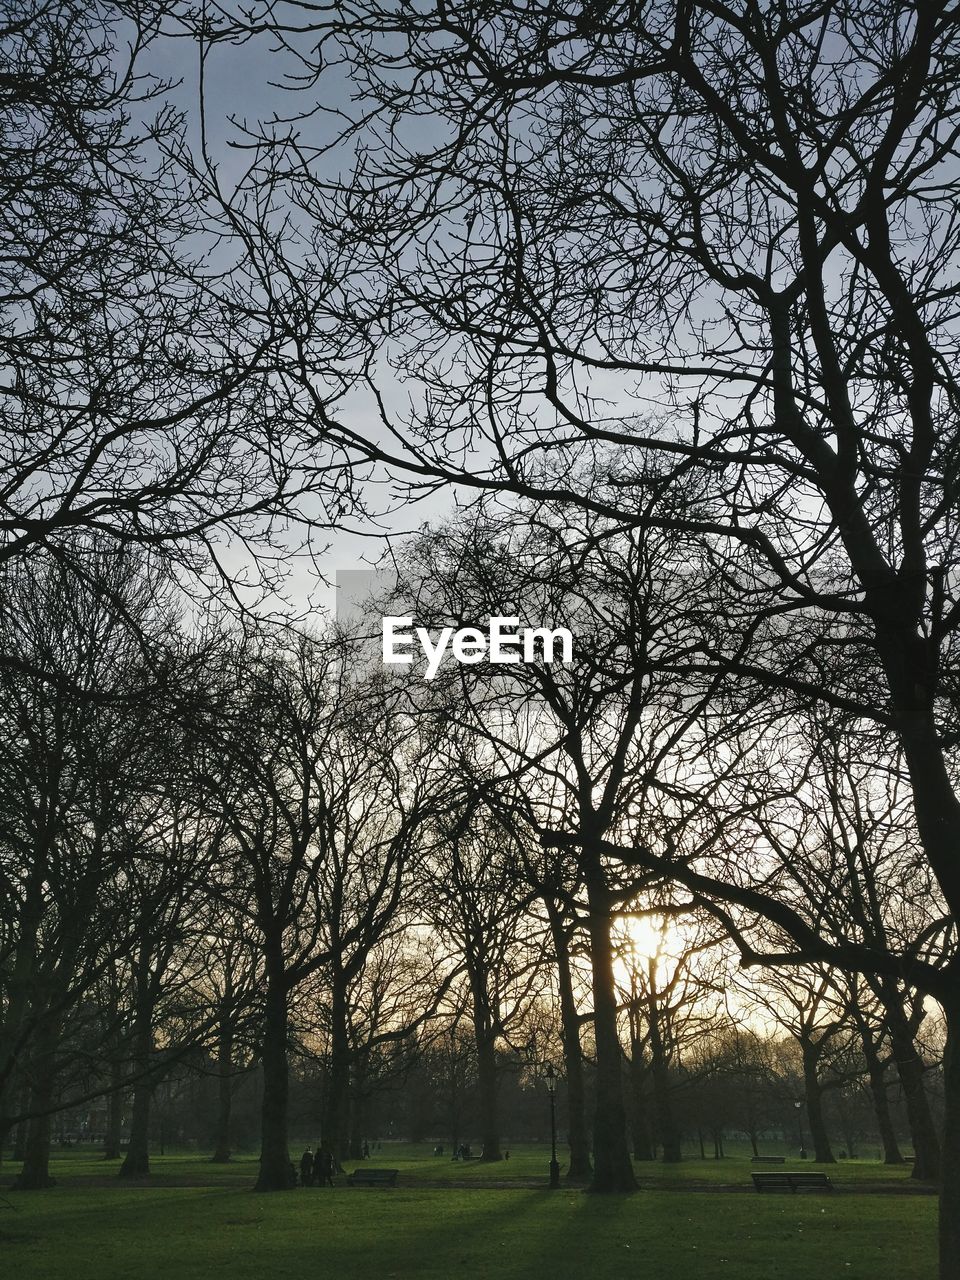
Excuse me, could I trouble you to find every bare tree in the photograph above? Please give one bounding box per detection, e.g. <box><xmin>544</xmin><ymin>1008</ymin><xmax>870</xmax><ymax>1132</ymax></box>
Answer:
<box><xmin>743</xmin><ymin>966</ymin><xmax>858</xmax><ymax>1164</ymax></box>
<box><xmin>839</xmin><ymin>970</ymin><xmax>905</xmax><ymax>1167</ymax></box>
<box><xmin>0</xmin><ymin>544</ymin><xmax>182</xmax><ymax>1181</ymax></box>
<box><xmin>616</xmin><ymin>915</ymin><xmax>726</xmax><ymax>1164</ymax></box>
<box><xmin>423</xmin><ymin>807</ymin><xmax>542</xmax><ymax>1163</ymax></box>
<box><xmin>0</xmin><ymin>1</ymin><xmax>359</xmax><ymax>605</ymax></box>
<box><xmin>116</xmin><ymin>793</ymin><xmax>220</xmax><ymax>1180</ymax></box>
<box><xmin>713</xmin><ymin>711</ymin><xmax>947</xmax><ymax>1176</ymax></box>
<box><xmin>197</xmin><ymin>911</ymin><xmax>261</xmax><ymax>1165</ymax></box>
<box><xmin>390</xmin><ymin>495</ymin><xmax>743</xmax><ymax>1189</ymax></box>
<box><xmin>207</xmin><ymin>631</ymin><xmax>439</xmax><ymax>1188</ymax></box>
<box><xmin>232</xmin><ymin>5</ymin><xmax>960</xmax><ymax>1263</ymax></box>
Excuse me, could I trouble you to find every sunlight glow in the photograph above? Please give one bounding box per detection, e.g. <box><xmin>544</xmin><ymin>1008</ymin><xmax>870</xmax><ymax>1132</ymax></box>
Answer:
<box><xmin>621</xmin><ymin>915</ymin><xmax>666</xmax><ymax>964</ymax></box>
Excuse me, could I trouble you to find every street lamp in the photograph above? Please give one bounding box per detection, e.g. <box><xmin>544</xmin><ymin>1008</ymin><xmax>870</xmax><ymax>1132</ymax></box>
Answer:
<box><xmin>793</xmin><ymin>1100</ymin><xmax>807</xmax><ymax>1160</ymax></box>
<box><xmin>545</xmin><ymin>1064</ymin><xmax>561</xmax><ymax>1189</ymax></box>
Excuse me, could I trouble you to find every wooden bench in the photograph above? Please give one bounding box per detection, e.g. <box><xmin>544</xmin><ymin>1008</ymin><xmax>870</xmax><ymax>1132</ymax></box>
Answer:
<box><xmin>752</xmin><ymin>1171</ymin><xmax>834</xmax><ymax>1193</ymax></box>
<box><xmin>751</xmin><ymin>1155</ymin><xmax>786</xmax><ymax>1164</ymax></box>
<box><xmin>346</xmin><ymin>1167</ymin><xmax>399</xmax><ymax>1188</ymax></box>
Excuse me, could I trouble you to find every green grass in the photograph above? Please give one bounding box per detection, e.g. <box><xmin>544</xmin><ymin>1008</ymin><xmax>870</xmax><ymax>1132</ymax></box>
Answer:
<box><xmin>19</xmin><ymin>1140</ymin><xmax>925</xmax><ymax>1189</ymax></box>
<box><xmin>0</xmin><ymin>1184</ymin><xmax>935</xmax><ymax>1280</ymax></box>
<box><xmin>0</xmin><ymin>1145</ymin><xmax>935</xmax><ymax>1279</ymax></box>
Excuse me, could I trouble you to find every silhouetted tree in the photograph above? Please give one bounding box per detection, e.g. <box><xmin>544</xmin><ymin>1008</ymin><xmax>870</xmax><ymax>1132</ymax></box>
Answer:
<box><xmin>244</xmin><ymin>6</ymin><xmax>960</xmax><ymax>1263</ymax></box>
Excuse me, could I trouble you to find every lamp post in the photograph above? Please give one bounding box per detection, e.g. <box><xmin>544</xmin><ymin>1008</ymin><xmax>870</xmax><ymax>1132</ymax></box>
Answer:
<box><xmin>794</xmin><ymin>1100</ymin><xmax>807</xmax><ymax>1160</ymax></box>
<box><xmin>545</xmin><ymin>1064</ymin><xmax>560</xmax><ymax>1189</ymax></box>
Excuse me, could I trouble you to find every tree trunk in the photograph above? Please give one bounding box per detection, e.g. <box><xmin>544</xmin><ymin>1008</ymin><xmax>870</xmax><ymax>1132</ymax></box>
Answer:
<box><xmin>880</xmin><ymin>978</ymin><xmax>941</xmax><ymax>1180</ymax></box>
<box><xmin>647</xmin><ymin>968</ymin><xmax>681</xmax><ymax>1164</ymax></box>
<box><xmin>856</xmin><ymin>1017</ymin><xmax>903</xmax><ymax>1165</ymax></box>
<box><xmin>119</xmin><ymin>983</ymin><xmax>154</xmax><ymax>1178</ymax></box>
<box><xmin>1</xmin><ymin>850</ymin><xmax>48</xmax><ymax>1130</ymax></box>
<box><xmin>801</xmin><ymin>1040</ymin><xmax>835</xmax><ymax>1164</ymax></box>
<box><xmin>939</xmin><ymin>1000</ymin><xmax>960</xmax><ymax>1280</ymax></box>
<box><xmin>15</xmin><ymin>1107</ymin><xmax>54</xmax><ymax>1189</ymax></box>
<box><xmin>211</xmin><ymin>1015</ymin><xmax>234</xmax><ymax>1163</ymax></box>
<box><xmin>628</xmin><ymin>1054</ymin><xmax>654</xmax><ymax>1161</ymax></box>
<box><xmin>348</xmin><ymin>1075</ymin><xmax>367</xmax><ymax>1160</ymax></box>
<box><xmin>585</xmin><ymin>870</ymin><xmax>636</xmax><ymax>1191</ymax></box>
<box><xmin>868</xmin><ymin>1064</ymin><xmax>903</xmax><ymax>1165</ymax></box>
<box><xmin>475</xmin><ymin>1027</ymin><xmax>502</xmax><ymax>1162</ymax></box>
<box><xmin>324</xmin><ymin>971</ymin><xmax>352</xmax><ymax>1165</ymax></box>
<box><xmin>463</xmin><ymin>944</ymin><xmax>502</xmax><ymax>1163</ymax></box>
<box><xmin>103</xmin><ymin>1060</ymin><xmax>123</xmax><ymax>1160</ymax></box>
<box><xmin>548</xmin><ymin>907</ymin><xmax>592</xmax><ymax>1179</ymax></box>
<box><xmin>119</xmin><ymin>1078</ymin><xmax>152</xmax><ymax>1177</ymax></box>
<box><xmin>12</xmin><ymin>1115</ymin><xmax>26</xmax><ymax>1162</ymax></box>
<box><xmin>14</xmin><ymin>1033</ymin><xmax>57</xmax><ymax>1191</ymax></box>
<box><xmin>838</xmin><ymin>1105</ymin><xmax>857</xmax><ymax>1159</ymax></box>
<box><xmin>254</xmin><ymin>941</ymin><xmax>295</xmax><ymax>1191</ymax></box>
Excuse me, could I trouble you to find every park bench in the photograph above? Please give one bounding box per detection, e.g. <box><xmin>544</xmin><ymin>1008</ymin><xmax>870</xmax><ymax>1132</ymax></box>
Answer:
<box><xmin>750</xmin><ymin>1156</ymin><xmax>786</xmax><ymax>1164</ymax></box>
<box><xmin>752</xmin><ymin>1171</ymin><xmax>833</xmax><ymax>1193</ymax></box>
<box><xmin>346</xmin><ymin>1168</ymin><xmax>399</xmax><ymax>1188</ymax></box>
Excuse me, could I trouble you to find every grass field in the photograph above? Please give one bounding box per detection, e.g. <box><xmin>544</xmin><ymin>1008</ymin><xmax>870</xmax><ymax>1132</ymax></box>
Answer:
<box><xmin>0</xmin><ymin>1145</ymin><xmax>937</xmax><ymax>1280</ymax></box>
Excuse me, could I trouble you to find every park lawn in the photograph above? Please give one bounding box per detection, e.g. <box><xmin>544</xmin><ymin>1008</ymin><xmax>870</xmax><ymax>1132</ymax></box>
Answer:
<box><xmin>24</xmin><ymin>1142</ymin><xmax>926</xmax><ymax>1189</ymax></box>
<box><xmin>343</xmin><ymin>1147</ymin><xmax>922</xmax><ymax>1189</ymax></box>
<box><xmin>632</xmin><ymin>1154</ymin><xmax>922</xmax><ymax>1189</ymax></box>
<box><xmin>0</xmin><ymin>1185</ymin><xmax>935</xmax><ymax>1280</ymax></box>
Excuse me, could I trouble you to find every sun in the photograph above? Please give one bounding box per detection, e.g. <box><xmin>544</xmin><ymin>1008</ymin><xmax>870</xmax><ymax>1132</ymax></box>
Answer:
<box><xmin>610</xmin><ymin>914</ymin><xmax>679</xmax><ymax>991</ymax></box>
<box><xmin>621</xmin><ymin>915</ymin><xmax>666</xmax><ymax>964</ymax></box>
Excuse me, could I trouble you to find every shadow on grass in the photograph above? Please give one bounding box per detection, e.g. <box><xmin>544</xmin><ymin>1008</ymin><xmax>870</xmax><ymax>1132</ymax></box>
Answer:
<box><xmin>0</xmin><ymin>1185</ymin><xmax>938</xmax><ymax>1280</ymax></box>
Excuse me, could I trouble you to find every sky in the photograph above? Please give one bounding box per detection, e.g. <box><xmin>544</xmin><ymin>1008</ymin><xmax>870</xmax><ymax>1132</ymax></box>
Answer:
<box><xmin>128</xmin><ymin>20</ymin><xmax>443</xmax><ymax>620</ymax></box>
